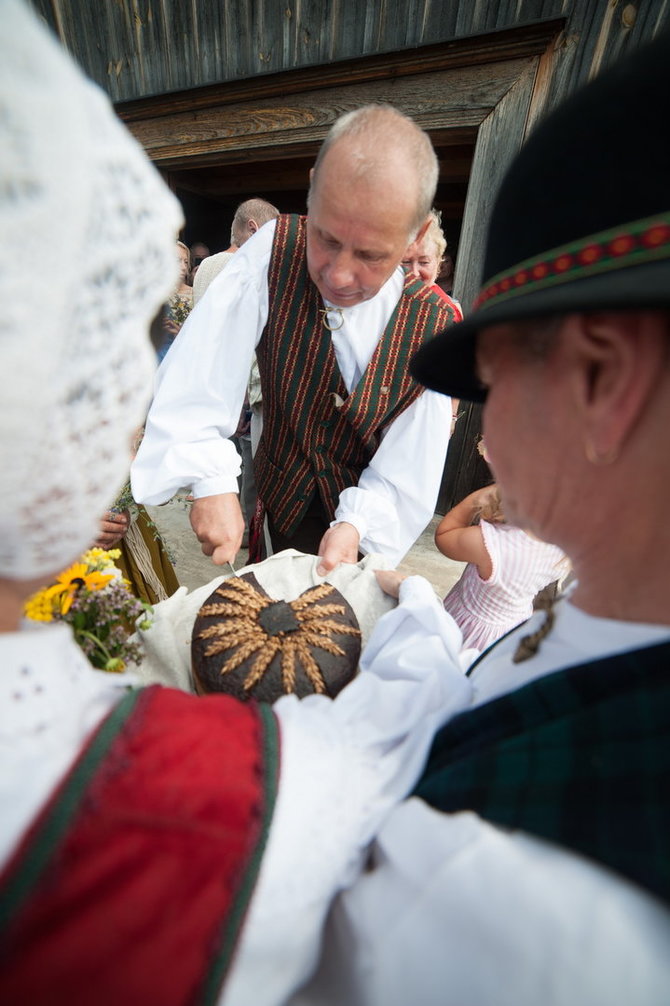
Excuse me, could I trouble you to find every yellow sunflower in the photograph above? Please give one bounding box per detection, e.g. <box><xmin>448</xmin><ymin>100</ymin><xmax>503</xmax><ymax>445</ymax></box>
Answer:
<box><xmin>45</xmin><ymin>562</ymin><xmax>115</xmax><ymax>615</ymax></box>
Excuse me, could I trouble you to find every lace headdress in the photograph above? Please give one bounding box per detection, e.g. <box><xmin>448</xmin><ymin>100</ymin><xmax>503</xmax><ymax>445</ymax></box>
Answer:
<box><xmin>1</xmin><ymin>1</ymin><xmax>182</xmax><ymax>579</ymax></box>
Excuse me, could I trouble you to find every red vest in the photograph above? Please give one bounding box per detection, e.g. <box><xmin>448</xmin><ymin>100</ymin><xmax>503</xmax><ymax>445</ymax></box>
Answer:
<box><xmin>254</xmin><ymin>214</ymin><xmax>458</xmax><ymax>536</ymax></box>
<box><xmin>0</xmin><ymin>686</ymin><xmax>279</xmax><ymax>1005</ymax></box>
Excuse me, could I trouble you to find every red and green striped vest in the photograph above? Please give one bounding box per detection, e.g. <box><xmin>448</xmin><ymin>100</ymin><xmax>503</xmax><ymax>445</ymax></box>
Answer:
<box><xmin>0</xmin><ymin>686</ymin><xmax>279</xmax><ymax>1006</ymax></box>
<box><xmin>254</xmin><ymin>214</ymin><xmax>457</xmax><ymax>536</ymax></box>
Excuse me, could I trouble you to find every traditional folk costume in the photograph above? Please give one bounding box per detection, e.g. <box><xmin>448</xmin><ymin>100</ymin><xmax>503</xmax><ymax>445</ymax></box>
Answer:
<box><xmin>430</xmin><ymin>281</ymin><xmax>464</xmax><ymax>318</ymax></box>
<box><xmin>117</xmin><ymin>503</ymin><xmax>180</xmax><ymax>604</ymax></box>
<box><xmin>0</xmin><ymin>649</ymin><xmax>279</xmax><ymax>1006</ymax></box>
<box><xmin>132</xmin><ymin>216</ymin><xmax>458</xmax><ymax>565</ymax></box>
<box><xmin>0</xmin><ymin>606</ymin><xmax>474</xmax><ymax>1006</ymax></box>
<box><xmin>293</xmin><ymin>581</ymin><xmax>670</xmax><ymax>1005</ymax></box>
<box><xmin>296</xmin><ymin>24</ymin><xmax>665</xmax><ymax>1006</ymax></box>
<box><xmin>6</xmin><ymin>2</ymin><xmax>670</xmax><ymax>1003</ymax></box>
<box><xmin>250</xmin><ymin>214</ymin><xmax>455</xmax><ymax>558</ymax></box>
<box><xmin>0</xmin><ymin>8</ymin><xmax>475</xmax><ymax>1004</ymax></box>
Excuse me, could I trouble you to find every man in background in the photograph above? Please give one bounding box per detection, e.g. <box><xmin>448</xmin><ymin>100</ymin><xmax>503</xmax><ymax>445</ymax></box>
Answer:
<box><xmin>193</xmin><ymin>198</ymin><xmax>280</xmax><ymax>304</ymax></box>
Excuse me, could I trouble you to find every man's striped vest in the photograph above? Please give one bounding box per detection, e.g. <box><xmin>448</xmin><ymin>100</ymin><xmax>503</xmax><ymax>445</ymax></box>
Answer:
<box><xmin>254</xmin><ymin>214</ymin><xmax>457</xmax><ymax>536</ymax></box>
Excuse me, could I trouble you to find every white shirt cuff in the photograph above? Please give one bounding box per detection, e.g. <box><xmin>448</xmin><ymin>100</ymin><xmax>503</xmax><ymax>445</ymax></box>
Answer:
<box><xmin>191</xmin><ymin>474</ymin><xmax>240</xmax><ymax>498</ymax></box>
<box><xmin>330</xmin><ymin>509</ymin><xmax>368</xmax><ymax>544</ymax></box>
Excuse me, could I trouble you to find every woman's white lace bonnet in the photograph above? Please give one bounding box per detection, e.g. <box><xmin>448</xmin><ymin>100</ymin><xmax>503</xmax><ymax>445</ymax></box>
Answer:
<box><xmin>1</xmin><ymin>1</ymin><xmax>182</xmax><ymax>580</ymax></box>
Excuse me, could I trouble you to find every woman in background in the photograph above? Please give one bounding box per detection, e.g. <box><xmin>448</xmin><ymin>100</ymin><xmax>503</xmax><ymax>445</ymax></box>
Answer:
<box><xmin>402</xmin><ymin>208</ymin><xmax>463</xmax><ymax>317</ymax></box>
<box><xmin>157</xmin><ymin>240</ymin><xmax>193</xmax><ymax>361</ymax></box>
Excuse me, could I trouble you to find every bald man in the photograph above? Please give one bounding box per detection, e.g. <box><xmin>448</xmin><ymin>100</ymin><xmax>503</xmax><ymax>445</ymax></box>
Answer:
<box><xmin>192</xmin><ymin>197</ymin><xmax>280</xmax><ymax>306</ymax></box>
<box><xmin>132</xmin><ymin>105</ymin><xmax>459</xmax><ymax>574</ymax></box>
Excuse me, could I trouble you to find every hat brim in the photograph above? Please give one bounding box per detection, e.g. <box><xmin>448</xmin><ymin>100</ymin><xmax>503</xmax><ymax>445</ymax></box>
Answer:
<box><xmin>411</xmin><ymin>260</ymin><xmax>670</xmax><ymax>402</ymax></box>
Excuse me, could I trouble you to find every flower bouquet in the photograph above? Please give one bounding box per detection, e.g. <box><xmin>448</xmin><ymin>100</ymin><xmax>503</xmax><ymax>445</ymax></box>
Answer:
<box><xmin>166</xmin><ymin>293</ymin><xmax>192</xmax><ymax>329</ymax></box>
<box><xmin>24</xmin><ymin>548</ymin><xmax>152</xmax><ymax>672</ymax></box>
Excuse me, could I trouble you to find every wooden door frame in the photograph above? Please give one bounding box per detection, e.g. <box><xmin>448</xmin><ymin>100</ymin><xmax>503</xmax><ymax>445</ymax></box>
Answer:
<box><xmin>117</xmin><ymin>19</ymin><xmax>564</xmax><ymax>168</ymax></box>
<box><xmin>443</xmin><ymin>31</ymin><xmax>560</xmax><ymax>510</ymax></box>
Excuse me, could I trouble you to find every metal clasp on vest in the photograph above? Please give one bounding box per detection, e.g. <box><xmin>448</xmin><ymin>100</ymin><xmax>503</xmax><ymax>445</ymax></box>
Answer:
<box><xmin>320</xmin><ymin>307</ymin><xmax>344</xmax><ymax>332</ymax></box>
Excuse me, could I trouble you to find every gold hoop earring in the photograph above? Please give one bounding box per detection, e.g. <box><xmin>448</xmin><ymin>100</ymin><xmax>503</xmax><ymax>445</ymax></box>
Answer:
<box><xmin>584</xmin><ymin>440</ymin><xmax>619</xmax><ymax>466</ymax></box>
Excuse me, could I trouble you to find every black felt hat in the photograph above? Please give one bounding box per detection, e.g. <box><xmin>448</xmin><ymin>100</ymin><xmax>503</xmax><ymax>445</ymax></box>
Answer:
<box><xmin>412</xmin><ymin>31</ymin><xmax>670</xmax><ymax>402</ymax></box>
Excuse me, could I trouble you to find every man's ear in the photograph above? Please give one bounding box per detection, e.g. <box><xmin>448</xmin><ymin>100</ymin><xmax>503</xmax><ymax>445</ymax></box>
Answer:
<box><xmin>570</xmin><ymin>311</ymin><xmax>667</xmax><ymax>460</ymax></box>
<box><xmin>248</xmin><ymin>219</ymin><xmax>258</xmax><ymax>235</ymax></box>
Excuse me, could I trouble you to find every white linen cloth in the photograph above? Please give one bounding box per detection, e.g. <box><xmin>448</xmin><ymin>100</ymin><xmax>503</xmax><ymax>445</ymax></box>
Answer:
<box><xmin>132</xmin><ymin>550</ymin><xmax>398</xmax><ymax>693</ymax></box>
<box><xmin>131</xmin><ymin>220</ymin><xmax>453</xmax><ymax>565</ymax></box>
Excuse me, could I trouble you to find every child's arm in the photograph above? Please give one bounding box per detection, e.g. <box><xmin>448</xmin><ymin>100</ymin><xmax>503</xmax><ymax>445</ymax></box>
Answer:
<box><xmin>434</xmin><ymin>486</ymin><xmax>497</xmax><ymax>579</ymax></box>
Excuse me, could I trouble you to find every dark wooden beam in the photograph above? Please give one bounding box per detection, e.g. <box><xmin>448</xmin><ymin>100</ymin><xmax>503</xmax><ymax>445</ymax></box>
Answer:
<box><xmin>116</xmin><ymin>19</ymin><xmax>565</xmax><ymax>120</ymax></box>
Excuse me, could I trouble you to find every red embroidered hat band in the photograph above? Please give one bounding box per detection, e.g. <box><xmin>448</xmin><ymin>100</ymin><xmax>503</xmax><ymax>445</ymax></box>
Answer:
<box><xmin>474</xmin><ymin>212</ymin><xmax>670</xmax><ymax>313</ymax></box>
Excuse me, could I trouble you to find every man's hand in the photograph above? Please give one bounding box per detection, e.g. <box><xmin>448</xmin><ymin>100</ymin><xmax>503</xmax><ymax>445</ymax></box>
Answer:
<box><xmin>374</xmin><ymin>569</ymin><xmax>408</xmax><ymax>599</ymax></box>
<box><xmin>95</xmin><ymin>509</ymin><xmax>130</xmax><ymax>549</ymax></box>
<box><xmin>316</xmin><ymin>521</ymin><xmax>360</xmax><ymax>576</ymax></box>
<box><xmin>189</xmin><ymin>493</ymin><xmax>245</xmax><ymax>565</ymax></box>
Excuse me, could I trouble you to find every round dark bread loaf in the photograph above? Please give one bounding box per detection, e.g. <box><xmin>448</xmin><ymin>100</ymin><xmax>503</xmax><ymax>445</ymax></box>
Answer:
<box><xmin>191</xmin><ymin>571</ymin><xmax>362</xmax><ymax>702</ymax></box>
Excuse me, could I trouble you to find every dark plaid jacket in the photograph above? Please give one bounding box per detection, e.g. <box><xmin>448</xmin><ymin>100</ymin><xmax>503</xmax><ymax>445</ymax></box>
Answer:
<box><xmin>414</xmin><ymin>641</ymin><xmax>670</xmax><ymax>904</ymax></box>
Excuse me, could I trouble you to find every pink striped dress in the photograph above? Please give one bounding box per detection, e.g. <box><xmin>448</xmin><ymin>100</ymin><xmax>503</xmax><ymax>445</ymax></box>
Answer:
<box><xmin>443</xmin><ymin>521</ymin><xmax>566</xmax><ymax>652</ymax></box>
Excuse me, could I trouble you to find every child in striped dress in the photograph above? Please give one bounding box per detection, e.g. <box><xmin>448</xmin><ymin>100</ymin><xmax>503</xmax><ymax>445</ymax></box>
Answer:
<box><xmin>436</xmin><ymin>483</ymin><xmax>567</xmax><ymax>653</ymax></box>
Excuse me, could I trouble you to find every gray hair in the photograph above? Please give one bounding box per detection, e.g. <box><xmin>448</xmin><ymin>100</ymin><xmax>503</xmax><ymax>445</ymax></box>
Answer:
<box><xmin>231</xmin><ymin>197</ymin><xmax>280</xmax><ymax>246</ymax></box>
<box><xmin>307</xmin><ymin>104</ymin><xmax>438</xmax><ymax>238</ymax></box>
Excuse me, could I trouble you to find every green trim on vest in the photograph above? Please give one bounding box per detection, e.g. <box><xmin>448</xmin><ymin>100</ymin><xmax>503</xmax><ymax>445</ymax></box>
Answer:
<box><xmin>415</xmin><ymin>641</ymin><xmax>670</xmax><ymax>904</ymax></box>
<box><xmin>0</xmin><ymin>688</ymin><xmax>142</xmax><ymax>929</ymax></box>
<box><xmin>255</xmin><ymin>214</ymin><xmax>457</xmax><ymax>535</ymax></box>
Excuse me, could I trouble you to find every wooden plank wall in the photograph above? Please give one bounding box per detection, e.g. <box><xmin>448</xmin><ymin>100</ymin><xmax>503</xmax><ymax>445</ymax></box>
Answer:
<box><xmin>31</xmin><ymin>1</ymin><xmax>669</xmax><ymax>109</ymax></box>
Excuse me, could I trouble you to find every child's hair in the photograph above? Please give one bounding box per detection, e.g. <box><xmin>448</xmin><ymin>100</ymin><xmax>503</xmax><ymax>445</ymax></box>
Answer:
<box><xmin>472</xmin><ymin>439</ymin><xmax>505</xmax><ymax>525</ymax></box>
<box><xmin>471</xmin><ymin>485</ymin><xmax>505</xmax><ymax>525</ymax></box>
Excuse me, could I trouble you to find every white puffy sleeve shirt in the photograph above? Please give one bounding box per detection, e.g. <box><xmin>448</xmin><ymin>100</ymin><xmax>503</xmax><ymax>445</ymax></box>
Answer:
<box><xmin>290</xmin><ymin>582</ymin><xmax>670</xmax><ymax>1006</ymax></box>
<box><xmin>130</xmin><ymin>221</ymin><xmax>453</xmax><ymax>564</ymax></box>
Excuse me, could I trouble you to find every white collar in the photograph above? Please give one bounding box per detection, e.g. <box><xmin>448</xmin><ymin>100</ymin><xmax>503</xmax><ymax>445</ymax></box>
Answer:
<box><xmin>0</xmin><ymin>622</ymin><xmax>134</xmax><ymax>741</ymax></box>
<box><xmin>470</xmin><ymin>593</ymin><xmax>670</xmax><ymax>707</ymax></box>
